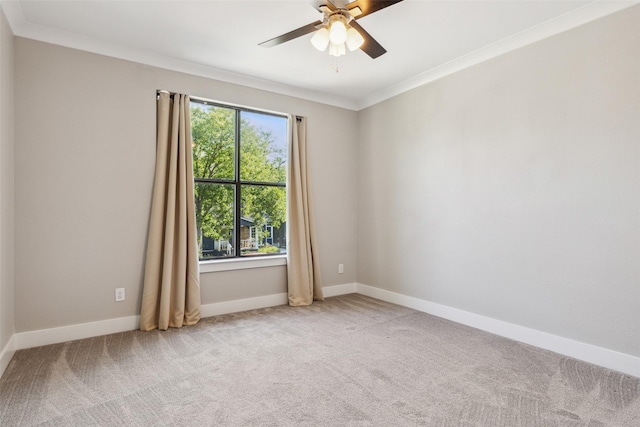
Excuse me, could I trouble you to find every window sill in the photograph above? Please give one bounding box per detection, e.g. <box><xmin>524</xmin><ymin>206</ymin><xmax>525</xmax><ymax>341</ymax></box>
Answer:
<box><xmin>199</xmin><ymin>255</ymin><xmax>287</xmax><ymax>273</ymax></box>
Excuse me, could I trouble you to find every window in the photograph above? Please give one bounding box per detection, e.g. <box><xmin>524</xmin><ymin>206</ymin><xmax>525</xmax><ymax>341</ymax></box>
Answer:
<box><xmin>191</xmin><ymin>99</ymin><xmax>287</xmax><ymax>260</ymax></box>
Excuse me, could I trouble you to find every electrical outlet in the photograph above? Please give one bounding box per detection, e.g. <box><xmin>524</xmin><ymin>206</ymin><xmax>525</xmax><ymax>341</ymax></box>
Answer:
<box><xmin>338</xmin><ymin>264</ymin><xmax>344</xmax><ymax>274</ymax></box>
<box><xmin>115</xmin><ymin>288</ymin><xmax>125</xmax><ymax>302</ymax></box>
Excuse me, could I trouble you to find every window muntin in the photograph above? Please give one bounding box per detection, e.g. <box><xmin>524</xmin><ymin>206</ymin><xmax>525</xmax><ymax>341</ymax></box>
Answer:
<box><xmin>191</xmin><ymin>100</ymin><xmax>287</xmax><ymax>260</ymax></box>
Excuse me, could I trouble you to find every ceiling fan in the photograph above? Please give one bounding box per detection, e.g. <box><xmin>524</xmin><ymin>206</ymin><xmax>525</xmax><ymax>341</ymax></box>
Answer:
<box><xmin>259</xmin><ymin>0</ymin><xmax>404</xmax><ymax>59</ymax></box>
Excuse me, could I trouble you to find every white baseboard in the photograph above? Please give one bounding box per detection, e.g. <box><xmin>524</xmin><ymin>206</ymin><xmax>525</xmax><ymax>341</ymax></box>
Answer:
<box><xmin>13</xmin><ymin>293</ymin><xmax>290</xmax><ymax>351</ymax></box>
<box><xmin>200</xmin><ymin>293</ymin><xmax>288</xmax><ymax>318</ymax></box>
<box><xmin>15</xmin><ymin>315</ymin><xmax>140</xmax><ymax>351</ymax></box>
<box><xmin>10</xmin><ymin>283</ymin><xmax>353</xmax><ymax>353</ymax></box>
<box><xmin>0</xmin><ymin>334</ymin><xmax>16</xmax><ymax>377</ymax></box>
<box><xmin>198</xmin><ymin>283</ymin><xmax>356</xmax><ymax>317</ymax></box>
<box><xmin>322</xmin><ymin>282</ymin><xmax>357</xmax><ymax>297</ymax></box>
<box><xmin>7</xmin><ymin>283</ymin><xmax>637</xmax><ymax>379</ymax></box>
<box><xmin>356</xmin><ymin>283</ymin><xmax>640</xmax><ymax>378</ymax></box>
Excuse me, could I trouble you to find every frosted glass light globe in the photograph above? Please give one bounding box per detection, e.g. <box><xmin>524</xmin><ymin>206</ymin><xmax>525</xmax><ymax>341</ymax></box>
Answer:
<box><xmin>329</xmin><ymin>20</ymin><xmax>347</xmax><ymax>45</ymax></box>
<box><xmin>311</xmin><ymin>28</ymin><xmax>330</xmax><ymax>51</ymax></box>
<box><xmin>346</xmin><ymin>27</ymin><xmax>364</xmax><ymax>51</ymax></box>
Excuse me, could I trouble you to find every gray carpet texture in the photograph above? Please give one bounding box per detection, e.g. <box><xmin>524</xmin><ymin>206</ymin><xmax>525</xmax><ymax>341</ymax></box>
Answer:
<box><xmin>0</xmin><ymin>294</ymin><xmax>638</xmax><ymax>426</ymax></box>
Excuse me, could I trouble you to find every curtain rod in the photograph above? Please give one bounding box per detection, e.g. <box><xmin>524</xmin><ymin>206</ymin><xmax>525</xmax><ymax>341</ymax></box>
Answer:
<box><xmin>158</xmin><ymin>90</ymin><xmax>303</xmax><ymax>121</ymax></box>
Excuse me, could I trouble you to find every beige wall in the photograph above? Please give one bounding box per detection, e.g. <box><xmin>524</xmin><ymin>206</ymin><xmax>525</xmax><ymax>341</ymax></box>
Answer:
<box><xmin>0</xmin><ymin>7</ymin><xmax>15</xmax><ymax>354</ymax></box>
<box><xmin>357</xmin><ymin>7</ymin><xmax>640</xmax><ymax>356</ymax></box>
<box><xmin>14</xmin><ymin>38</ymin><xmax>358</xmax><ymax>332</ymax></box>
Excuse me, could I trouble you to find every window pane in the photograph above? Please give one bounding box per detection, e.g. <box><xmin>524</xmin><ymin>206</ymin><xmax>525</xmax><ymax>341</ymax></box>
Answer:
<box><xmin>194</xmin><ymin>183</ymin><xmax>234</xmax><ymax>260</ymax></box>
<box><xmin>191</xmin><ymin>103</ymin><xmax>235</xmax><ymax>180</ymax></box>
<box><xmin>240</xmin><ymin>185</ymin><xmax>286</xmax><ymax>256</ymax></box>
<box><xmin>240</xmin><ymin>111</ymin><xmax>287</xmax><ymax>183</ymax></box>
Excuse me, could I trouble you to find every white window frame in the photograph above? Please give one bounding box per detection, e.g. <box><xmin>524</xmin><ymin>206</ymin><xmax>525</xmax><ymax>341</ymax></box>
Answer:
<box><xmin>200</xmin><ymin>254</ymin><xmax>286</xmax><ymax>273</ymax></box>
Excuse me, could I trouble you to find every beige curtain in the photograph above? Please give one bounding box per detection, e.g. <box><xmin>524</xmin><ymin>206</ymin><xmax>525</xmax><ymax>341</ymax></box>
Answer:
<box><xmin>140</xmin><ymin>91</ymin><xmax>201</xmax><ymax>331</ymax></box>
<box><xmin>286</xmin><ymin>116</ymin><xmax>324</xmax><ymax>305</ymax></box>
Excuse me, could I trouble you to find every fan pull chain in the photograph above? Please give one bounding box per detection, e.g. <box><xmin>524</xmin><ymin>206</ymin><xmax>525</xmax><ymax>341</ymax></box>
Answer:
<box><xmin>329</xmin><ymin>57</ymin><xmax>340</xmax><ymax>73</ymax></box>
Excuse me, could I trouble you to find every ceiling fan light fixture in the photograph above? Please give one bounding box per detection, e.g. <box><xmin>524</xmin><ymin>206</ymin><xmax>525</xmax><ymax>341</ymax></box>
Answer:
<box><xmin>329</xmin><ymin>19</ymin><xmax>347</xmax><ymax>45</ymax></box>
<box><xmin>259</xmin><ymin>0</ymin><xmax>403</xmax><ymax>60</ymax></box>
<box><xmin>346</xmin><ymin>27</ymin><xmax>364</xmax><ymax>51</ymax></box>
<box><xmin>310</xmin><ymin>27</ymin><xmax>330</xmax><ymax>51</ymax></box>
<box><xmin>329</xmin><ymin>42</ymin><xmax>346</xmax><ymax>57</ymax></box>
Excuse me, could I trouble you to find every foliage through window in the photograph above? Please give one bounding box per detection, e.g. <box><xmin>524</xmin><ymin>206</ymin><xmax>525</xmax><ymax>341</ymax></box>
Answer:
<box><xmin>191</xmin><ymin>100</ymin><xmax>287</xmax><ymax>260</ymax></box>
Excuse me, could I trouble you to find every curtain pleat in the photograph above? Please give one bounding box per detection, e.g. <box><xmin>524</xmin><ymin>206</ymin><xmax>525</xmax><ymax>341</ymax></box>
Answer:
<box><xmin>286</xmin><ymin>116</ymin><xmax>324</xmax><ymax>305</ymax></box>
<box><xmin>140</xmin><ymin>92</ymin><xmax>201</xmax><ymax>331</ymax></box>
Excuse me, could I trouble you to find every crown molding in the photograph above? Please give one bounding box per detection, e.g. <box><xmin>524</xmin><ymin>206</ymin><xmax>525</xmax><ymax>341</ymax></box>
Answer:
<box><xmin>2</xmin><ymin>1</ymin><xmax>638</xmax><ymax>112</ymax></box>
<box><xmin>355</xmin><ymin>0</ymin><xmax>640</xmax><ymax>110</ymax></box>
<box><xmin>0</xmin><ymin>0</ymin><xmax>24</xmax><ymax>30</ymax></box>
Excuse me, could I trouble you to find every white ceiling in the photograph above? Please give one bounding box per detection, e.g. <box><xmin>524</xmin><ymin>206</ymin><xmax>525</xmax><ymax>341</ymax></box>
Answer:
<box><xmin>2</xmin><ymin>0</ymin><xmax>637</xmax><ymax>110</ymax></box>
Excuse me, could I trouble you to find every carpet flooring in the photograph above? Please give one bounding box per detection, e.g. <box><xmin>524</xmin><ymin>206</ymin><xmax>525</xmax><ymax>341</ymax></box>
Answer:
<box><xmin>0</xmin><ymin>294</ymin><xmax>638</xmax><ymax>426</ymax></box>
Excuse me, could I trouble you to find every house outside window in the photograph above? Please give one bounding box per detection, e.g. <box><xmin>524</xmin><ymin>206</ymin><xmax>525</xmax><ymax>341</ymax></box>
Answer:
<box><xmin>190</xmin><ymin>99</ymin><xmax>287</xmax><ymax>260</ymax></box>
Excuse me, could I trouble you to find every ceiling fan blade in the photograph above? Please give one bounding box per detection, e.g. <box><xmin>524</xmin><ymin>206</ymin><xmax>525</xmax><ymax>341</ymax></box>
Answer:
<box><xmin>346</xmin><ymin>0</ymin><xmax>403</xmax><ymax>19</ymax></box>
<box><xmin>259</xmin><ymin>20</ymin><xmax>322</xmax><ymax>48</ymax></box>
<box><xmin>349</xmin><ymin>20</ymin><xmax>386</xmax><ymax>59</ymax></box>
<box><xmin>311</xmin><ymin>0</ymin><xmax>337</xmax><ymax>12</ymax></box>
